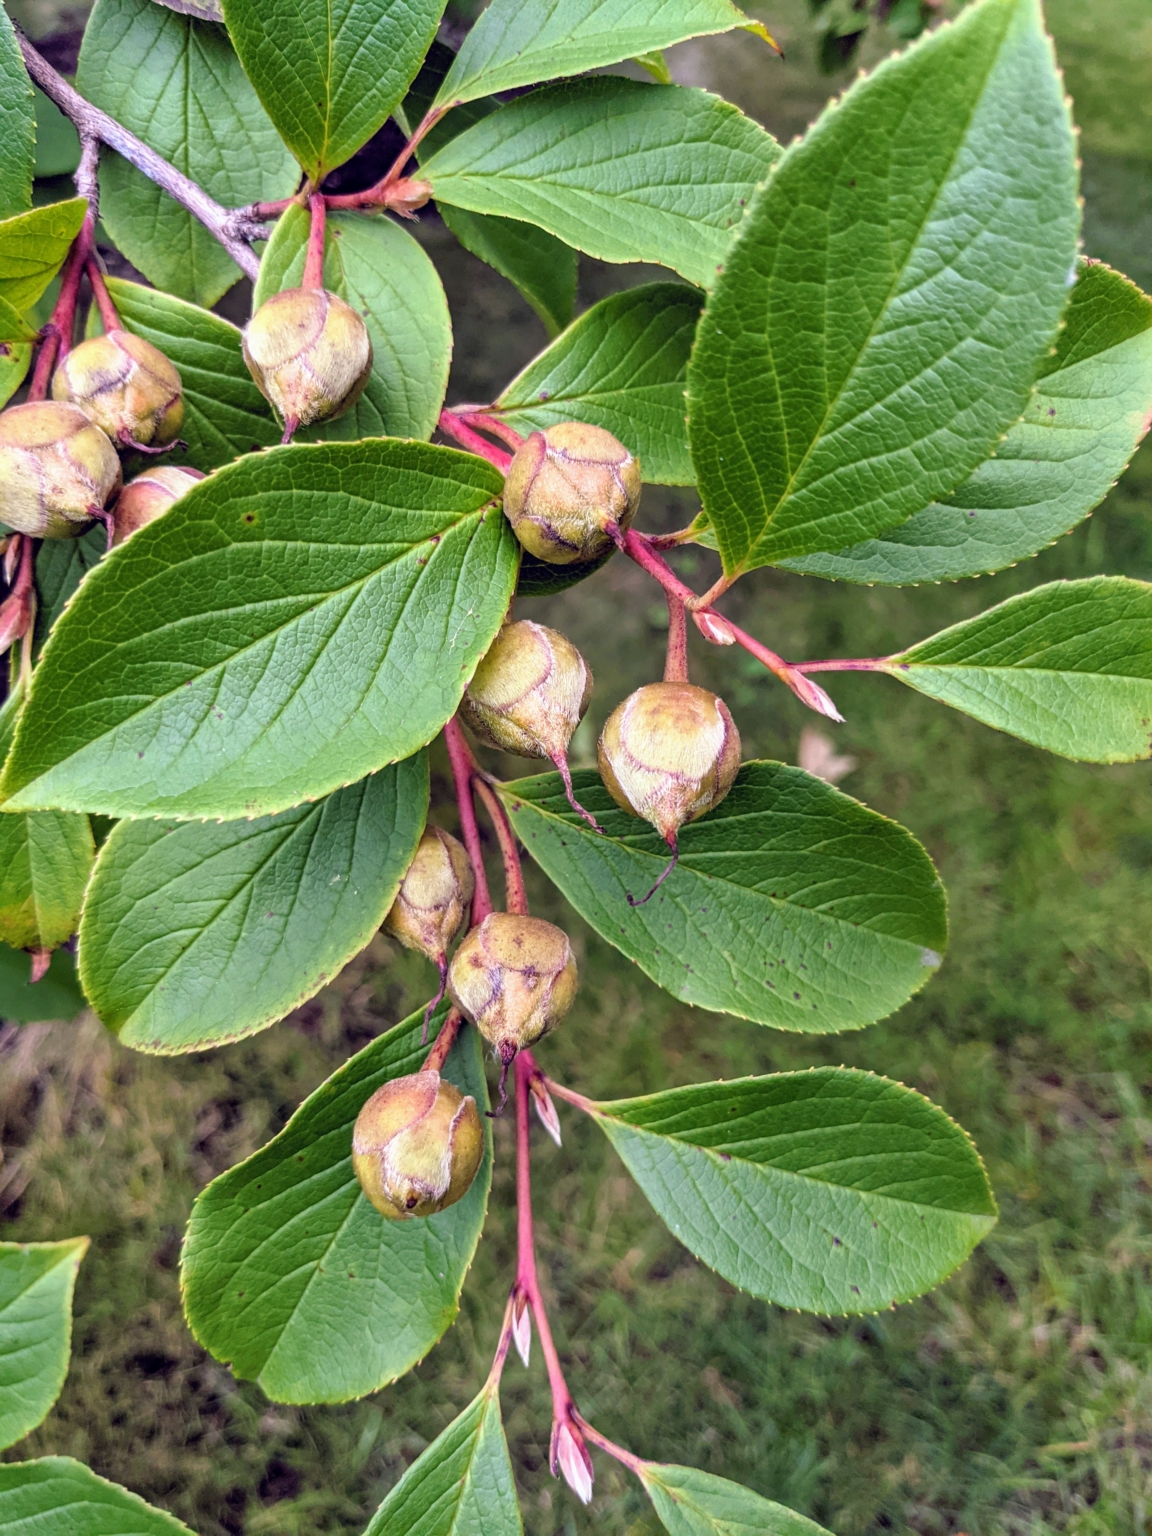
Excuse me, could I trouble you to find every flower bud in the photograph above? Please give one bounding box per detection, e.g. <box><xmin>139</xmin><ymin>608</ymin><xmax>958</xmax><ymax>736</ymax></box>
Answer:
<box><xmin>52</xmin><ymin>330</ymin><xmax>184</xmax><ymax>451</ymax></box>
<box><xmin>351</xmin><ymin>1069</ymin><xmax>483</xmax><ymax>1220</ymax></box>
<box><xmin>0</xmin><ymin>401</ymin><xmax>121</xmax><ymax>539</ymax></box>
<box><xmin>110</xmin><ymin>465</ymin><xmax>204</xmax><ymax>547</ymax></box>
<box><xmin>242</xmin><ymin>287</ymin><xmax>372</xmax><ymax>434</ymax></box>
<box><xmin>597</xmin><ymin>681</ymin><xmax>741</xmax><ymax>903</ymax></box>
<box><xmin>502</xmin><ymin>421</ymin><xmax>641</xmax><ymax>565</ymax></box>
<box><xmin>448</xmin><ymin>913</ymin><xmax>577</xmax><ymax>1101</ymax></box>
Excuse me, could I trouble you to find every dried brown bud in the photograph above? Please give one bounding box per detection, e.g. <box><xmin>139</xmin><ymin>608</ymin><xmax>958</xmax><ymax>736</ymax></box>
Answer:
<box><xmin>351</xmin><ymin>1069</ymin><xmax>483</xmax><ymax>1220</ymax></box>
<box><xmin>383</xmin><ymin>828</ymin><xmax>474</xmax><ymax>966</ymax></box>
<box><xmin>52</xmin><ymin>329</ymin><xmax>183</xmax><ymax>451</ymax></box>
<box><xmin>0</xmin><ymin>401</ymin><xmax>121</xmax><ymax>539</ymax></box>
<box><xmin>242</xmin><ymin>287</ymin><xmax>372</xmax><ymax>433</ymax></box>
<box><xmin>448</xmin><ymin>912</ymin><xmax>577</xmax><ymax>1077</ymax></box>
<box><xmin>502</xmin><ymin>422</ymin><xmax>641</xmax><ymax>565</ymax></box>
<box><xmin>110</xmin><ymin>465</ymin><xmax>204</xmax><ymax>547</ymax></box>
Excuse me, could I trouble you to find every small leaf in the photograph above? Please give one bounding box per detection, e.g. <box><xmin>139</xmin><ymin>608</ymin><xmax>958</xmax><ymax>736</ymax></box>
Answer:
<box><xmin>432</xmin><ymin>0</ymin><xmax>769</xmax><ymax>109</ymax></box>
<box><xmin>0</xmin><ymin>1240</ymin><xmax>88</xmax><ymax>1451</ymax></box>
<box><xmin>785</xmin><ymin>261</ymin><xmax>1152</xmax><ymax>583</ymax></box>
<box><xmin>639</xmin><ymin>1463</ymin><xmax>832</xmax><ymax>1536</ymax></box>
<box><xmin>0</xmin><ymin>1457</ymin><xmax>193</xmax><ymax>1533</ymax></box>
<box><xmin>79</xmin><ymin>753</ymin><xmax>428</xmax><ymax>1053</ymax></box>
<box><xmin>106</xmin><ymin>277</ymin><xmax>279</xmax><ymax>469</ymax></box>
<box><xmin>1</xmin><ymin>440</ymin><xmax>516</xmax><ymax>820</ymax></box>
<box><xmin>886</xmin><ymin>576</ymin><xmax>1152</xmax><ymax>762</ymax></box>
<box><xmin>0</xmin><ymin>200</ymin><xmax>87</xmax><ymax>314</ymax></box>
<box><xmin>495</xmin><ymin>283</ymin><xmax>703</xmax><ymax>485</ymax></box>
<box><xmin>77</xmin><ymin>0</ymin><xmax>298</xmax><ymax>307</ymax></box>
<box><xmin>0</xmin><ymin>8</ymin><xmax>34</xmax><ymax>221</ymax></box>
<box><xmin>254</xmin><ymin>207</ymin><xmax>452</xmax><ymax>443</ymax></box>
<box><xmin>422</xmin><ymin>77</ymin><xmax>779</xmax><ymax>290</ymax></box>
<box><xmin>500</xmin><ymin>763</ymin><xmax>946</xmax><ymax>1034</ymax></box>
<box><xmin>0</xmin><ymin>945</ymin><xmax>86</xmax><ymax>1025</ymax></box>
<box><xmin>181</xmin><ymin>1004</ymin><xmax>491</xmax><ymax>1404</ymax></box>
<box><xmin>592</xmin><ymin>1067</ymin><xmax>996</xmax><ymax>1312</ymax></box>
<box><xmin>363</xmin><ymin>1383</ymin><xmax>522</xmax><ymax>1536</ymax></box>
<box><xmin>687</xmin><ymin>0</ymin><xmax>1081</xmax><ymax>574</ymax></box>
<box><xmin>222</xmin><ymin>0</ymin><xmax>444</xmax><ymax>178</ymax></box>
<box><xmin>33</xmin><ymin>528</ymin><xmax>106</xmax><ymax>657</ymax></box>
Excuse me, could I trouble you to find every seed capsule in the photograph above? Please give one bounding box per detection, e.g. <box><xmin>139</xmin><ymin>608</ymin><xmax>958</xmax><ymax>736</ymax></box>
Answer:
<box><xmin>52</xmin><ymin>329</ymin><xmax>183</xmax><ymax>452</ymax></box>
<box><xmin>0</xmin><ymin>401</ymin><xmax>121</xmax><ymax>539</ymax></box>
<box><xmin>461</xmin><ymin>620</ymin><xmax>599</xmax><ymax>829</ymax></box>
<box><xmin>110</xmin><ymin>465</ymin><xmax>204</xmax><ymax>547</ymax></box>
<box><xmin>383</xmin><ymin>827</ymin><xmax>475</xmax><ymax>1039</ymax></box>
<box><xmin>502</xmin><ymin>422</ymin><xmax>640</xmax><ymax>565</ymax></box>
<box><xmin>242</xmin><ymin>287</ymin><xmax>372</xmax><ymax>436</ymax></box>
<box><xmin>351</xmin><ymin>1069</ymin><xmax>483</xmax><ymax>1220</ymax></box>
<box><xmin>597</xmin><ymin>681</ymin><xmax>741</xmax><ymax>904</ymax></box>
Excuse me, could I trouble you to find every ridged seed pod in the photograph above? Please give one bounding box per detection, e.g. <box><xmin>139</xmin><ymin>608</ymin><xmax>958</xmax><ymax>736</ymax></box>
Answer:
<box><xmin>242</xmin><ymin>287</ymin><xmax>372</xmax><ymax>435</ymax></box>
<box><xmin>502</xmin><ymin>422</ymin><xmax>640</xmax><ymax>565</ymax></box>
<box><xmin>110</xmin><ymin>465</ymin><xmax>204</xmax><ymax>547</ymax></box>
<box><xmin>351</xmin><ymin>1070</ymin><xmax>483</xmax><ymax>1219</ymax></box>
<box><xmin>52</xmin><ymin>329</ymin><xmax>183</xmax><ymax>451</ymax></box>
<box><xmin>0</xmin><ymin>401</ymin><xmax>121</xmax><ymax>539</ymax></box>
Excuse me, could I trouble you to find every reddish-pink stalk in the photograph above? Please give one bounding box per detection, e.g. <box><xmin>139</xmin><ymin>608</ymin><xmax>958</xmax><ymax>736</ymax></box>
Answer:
<box><xmin>454</xmin><ymin>411</ymin><xmax>525</xmax><ymax>453</ymax></box>
<box><xmin>27</xmin><ymin>215</ymin><xmax>93</xmax><ymax>399</ymax></box>
<box><xmin>85</xmin><ymin>255</ymin><xmax>120</xmax><ymax>334</ymax></box>
<box><xmin>471</xmin><ymin>774</ymin><xmax>528</xmax><ymax>916</ymax></box>
<box><xmin>325</xmin><ymin>106</ymin><xmax>449</xmax><ymax>211</ymax></box>
<box><xmin>251</xmin><ymin>197</ymin><xmax>294</xmax><ymax>220</ymax></box>
<box><xmin>444</xmin><ymin>716</ymin><xmax>493</xmax><ymax>925</ymax></box>
<box><xmin>422</xmin><ymin>1006</ymin><xmax>464</xmax><ymax>1073</ymax></box>
<box><xmin>303</xmin><ymin>192</ymin><xmax>327</xmax><ymax>290</ymax></box>
<box><xmin>794</xmin><ymin>656</ymin><xmax>894</xmax><ymax>673</ymax></box>
<box><xmin>571</xmin><ymin>1410</ymin><xmax>648</xmax><ymax>1477</ymax></box>
<box><xmin>438</xmin><ymin>411</ymin><xmax>512</xmax><ymax>471</ymax></box>
<box><xmin>542</xmin><ymin>1074</ymin><xmax>598</xmax><ymax>1117</ymax></box>
<box><xmin>663</xmin><ymin>587</ymin><xmax>688</xmax><ymax>683</ymax></box>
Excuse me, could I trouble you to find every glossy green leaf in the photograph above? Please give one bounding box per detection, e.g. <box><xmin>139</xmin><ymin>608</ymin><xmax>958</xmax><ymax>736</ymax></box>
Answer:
<box><xmin>76</xmin><ymin>0</ymin><xmax>298</xmax><ymax>306</ymax></box>
<box><xmin>423</xmin><ymin>78</ymin><xmax>779</xmax><ymax>290</ymax></box>
<box><xmin>639</xmin><ymin>1463</ymin><xmax>832</xmax><ymax>1536</ymax></box>
<box><xmin>0</xmin><ymin>200</ymin><xmax>87</xmax><ymax>314</ymax></box>
<box><xmin>363</xmin><ymin>1383</ymin><xmax>521</xmax><ymax>1536</ymax></box>
<box><xmin>79</xmin><ymin>754</ymin><xmax>427</xmax><ymax>1053</ymax></box>
<box><xmin>495</xmin><ymin>283</ymin><xmax>703</xmax><ymax>485</ymax></box>
<box><xmin>0</xmin><ymin>945</ymin><xmax>86</xmax><ymax>1024</ymax></box>
<box><xmin>0</xmin><ymin>297</ymin><xmax>37</xmax><ymax>344</ymax></box>
<box><xmin>593</xmin><ymin>1067</ymin><xmax>996</xmax><ymax>1313</ymax></box>
<box><xmin>181</xmin><ymin>1004</ymin><xmax>491</xmax><ymax>1404</ymax></box>
<box><xmin>687</xmin><ymin>0</ymin><xmax>1080</xmax><ymax>575</ymax></box>
<box><xmin>2</xmin><ymin>441</ymin><xmax>515</xmax><ymax>820</ymax></box>
<box><xmin>0</xmin><ymin>1458</ymin><xmax>193</xmax><ymax>1533</ymax></box>
<box><xmin>501</xmin><ymin>763</ymin><xmax>946</xmax><ymax>1034</ymax></box>
<box><xmin>886</xmin><ymin>576</ymin><xmax>1152</xmax><ymax>762</ymax></box>
<box><xmin>33</xmin><ymin>528</ymin><xmax>106</xmax><ymax>657</ymax></box>
<box><xmin>222</xmin><ymin>0</ymin><xmax>444</xmax><ymax>179</ymax></box>
<box><xmin>254</xmin><ymin>206</ymin><xmax>451</xmax><ymax>442</ymax></box>
<box><xmin>0</xmin><ymin>10</ymin><xmax>33</xmax><ymax>222</ymax></box>
<box><xmin>0</xmin><ymin>690</ymin><xmax>93</xmax><ymax>955</ymax></box>
<box><xmin>786</xmin><ymin>261</ymin><xmax>1152</xmax><ymax>584</ymax></box>
<box><xmin>31</xmin><ymin>88</ymin><xmax>81</xmax><ymax>180</ymax></box>
<box><xmin>432</xmin><ymin>0</ymin><xmax>769</xmax><ymax>108</ymax></box>
<box><xmin>0</xmin><ymin>341</ymin><xmax>30</xmax><ymax>408</ymax></box>
<box><xmin>0</xmin><ymin>1240</ymin><xmax>87</xmax><ymax>1451</ymax></box>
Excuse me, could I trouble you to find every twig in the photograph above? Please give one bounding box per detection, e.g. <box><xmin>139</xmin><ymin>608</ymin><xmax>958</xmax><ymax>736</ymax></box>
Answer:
<box><xmin>471</xmin><ymin>775</ymin><xmax>528</xmax><ymax>916</ymax></box>
<box><xmin>438</xmin><ymin>410</ymin><xmax>512</xmax><ymax>471</ymax></box>
<box><xmin>85</xmin><ymin>254</ymin><xmax>120</xmax><ymax>334</ymax></box>
<box><xmin>444</xmin><ymin>716</ymin><xmax>493</xmax><ymax>924</ymax></box>
<box><xmin>17</xmin><ymin>32</ymin><xmax>262</xmax><ymax>280</ymax></box>
<box><xmin>326</xmin><ymin>106</ymin><xmax>449</xmax><ymax>212</ymax></box>
<box><xmin>422</xmin><ymin>1007</ymin><xmax>464</xmax><ymax>1073</ymax></box>
<box><xmin>453</xmin><ymin>410</ymin><xmax>526</xmax><ymax>453</ymax></box>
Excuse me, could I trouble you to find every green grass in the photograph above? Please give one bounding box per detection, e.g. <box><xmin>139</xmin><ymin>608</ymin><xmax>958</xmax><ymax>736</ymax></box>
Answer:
<box><xmin>5</xmin><ymin>3</ymin><xmax>1152</xmax><ymax>1533</ymax></box>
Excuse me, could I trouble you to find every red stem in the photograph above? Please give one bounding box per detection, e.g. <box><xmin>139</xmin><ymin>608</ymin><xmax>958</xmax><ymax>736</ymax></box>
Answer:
<box><xmin>326</xmin><ymin>107</ymin><xmax>450</xmax><ymax>212</ymax></box>
<box><xmin>438</xmin><ymin>411</ymin><xmax>512</xmax><ymax>472</ymax></box>
<box><xmin>27</xmin><ymin>215</ymin><xmax>94</xmax><ymax>400</ymax></box>
<box><xmin>303</xmin><ymin>192</ymin><xmax>327</xmax><ymax>289</ymax></box>
<box><xmin>472</xmin><ymin>775</ymin><xmax>528</xmax><ymax>916</ymax></box>
<box><xmin>572</xmin><ymin>1410</ymin><xmax>648</xmax><ymax>1477</ymax></box>
<box><xmin>455</xmin><ymin>410</ymin><xmax>525</xmax><ymax>453</ymax></box>
<box><xmin>422</xmin><ymin>1006</ymin><xmax>464</xmax><ymax>1073</ymax></box>
<box><xmin>85</xmin><ymin>255</ymin><xmax>120</xmax><ymax>334</ymax></box>
<box><xmin>542</xmin><ymin>1074</ymin><xmax>598</xmax><ymax>1117</ymax></box>
<box><xmin>444</xmin><ymin>716</ymin><xmax>493</xmax><ymax>924</ymax></box>
<box><xmin>663</xmin><ymin>587</ymin><xmax>688</xmax><ymax>683</ymax></box>
<box><xmin>794</xmin><ymin>657</ymin><xmax>893</xmax><ymax>673</ymax></box>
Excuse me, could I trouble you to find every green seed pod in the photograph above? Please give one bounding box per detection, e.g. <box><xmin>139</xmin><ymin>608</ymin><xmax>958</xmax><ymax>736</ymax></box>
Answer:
<box><xmin>351</xmin><ymin>1069</ymin><xmax>483</xmax><ymax>1220</ymax></box>
<box><xmin>448</xmin><ymin>912</ymin><xmax>577</xmax><ymax>1078</ymax></box>
<box><xmin>0</xmin><ymin>401</ymin><xmax>122</xmax><ymax>539</ymax></box>
<box><xmin>110</xmin><ymin>465</ymin><xmax>204</xmax><ymax>547</ymax></box>
<box><xmin>383</xmin><ymin>827</ymin><xmax>474</xmax><ymax>965</ymax></box>
<box><xmin>242</xmin><ymin>287</ymin><xmax>372</xmax><ymax>433</ymax></box>
<box><xmin>502</xmin><ymin>421</ymin><xmax>640</xmax><ymax>565</ymax></box>
<box><xmin>52</xmin><ymin>329</ymin><xmax>184</xmax><ymax>451</ymax></box>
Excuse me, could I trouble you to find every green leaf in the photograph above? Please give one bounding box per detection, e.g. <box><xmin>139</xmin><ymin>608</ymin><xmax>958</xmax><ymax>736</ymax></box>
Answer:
<box><xmin>638</xmin><ymin>1463</ymin><xmax>832</xmax><ymax>1536</ymax></box>
<box><xmin>0</xmin><ymin>945</ymin><xmax>86</xmax><ymax>1024</ymax></box>
<box><xmin>0</xmin><ymin>297</ymin><xmax>37</xmax><ymax>344</ymax></box>
<box><xmin>592</xmin><ymin>1067</ymin><xmax>996</xmax><ymax>1313</ymax></box>
<box><xmin>181</xmin><ymin>1004</ymin><xmax>491</xmax><ymax>1404</ymax></box>
<box><xmin>784</xmin><ymin>261</ymin><xmax>1152</xmax><ymax>584</ymax></box>
<box><xmin>0</xmin><ymin>200</ymin><xmax>87</xmax><ymax>314</ymax></box>
<box><xmin>686</xmin><ymin>0</ymin><xmax>1081</xmax><ymax>575</ymax></box>
<box><xmin>0</xmin><ymin>690</ymin><xmax>93</xmax><ymax>954</ymax></box>
<box><xmin>0</xmin><ymin>341</ymin><xmax>30</xmax><ymax>408</ymax></box>
<box><xmin>1</xmin><ymin>440</ymin><xmax>515</xmax><ymax>820</ymax></box>
<box><xmin>107</xmin><ymin>277</ymin><xmax>278</xmax><ymax>469</ymax></box>
<box><xmin>500</xmin><ymin>762</ymin><xmax>946</xmax><ymax>1034</ymax></box>
<box><xmin>222</xmin><ymin>0</ymin><xmax>444</xmax><ymax>179</ymax></box>
<box><xmin>33</xmin><ymin>527</ymin><xmax>106</xmax><ymax>657</ymax></box>
<box><xmin>0</xmin><ymin>9</ymin><xmax>34</xmax><ymax>221</ymax></box>
<box><xmin>0</xmin><ymin>1457</ymin><xmax>194</xmax><ymax>1533</ymax></box>
<box><xmin>422</xmin><ymin>77</ymin><xmax>780</xmax><ymax>290</ymax></box>
<box><xmin>31</xmin><ymin>88</ymin><xmax>81</xmax><ymax>180</ymax></box>
<box><xmin>0</xmin><ymin>1240</ymin><xmax>88</xmax><ymax>1451</ymax></box>
<box><xmin>495</xmin><ymin>283</ymin><xmax>703</xmax><ymax>485</ymax></box>
<box><xmin>885</xmin><ymin>576</ymin><xmax>1152</xmax><ymax>762</ymax></box>
<box><xmin>76</xmin><ymin>0</ymin><xmax>298</xmax><ymax>306</ymax></box>
<box><xmin>78</xmin><ymin>754</ymin><xmax>428</xmax><ymax>1053</ymax></box>
<box><xmin>363</xmin><ymin>1383</ymin><xmax>521</xmax><ymax>1536</ymax></box>
<box><xmin>254</xmin><ymin>206</ymin><xmax>451</xmax><ymax>442</ymax></box>
<box><xmin>431</xmin><ymin>0</ymin><xmax>767</xmax><ymax>109</ymax></box>
<box><xmin>153</xmin><ymin>0</ymin><xmax>224</xmax><ymax>18</ymax></box>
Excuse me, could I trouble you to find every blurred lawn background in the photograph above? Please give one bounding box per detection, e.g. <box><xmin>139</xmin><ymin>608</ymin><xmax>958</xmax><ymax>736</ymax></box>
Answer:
<box><xmin>3</xmin><ymin>2</ymin><xmax>1152</xmax><ymax>1533</ymax></box>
